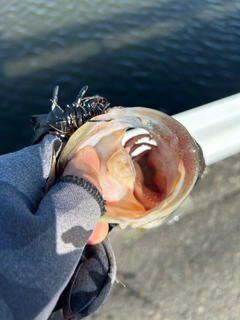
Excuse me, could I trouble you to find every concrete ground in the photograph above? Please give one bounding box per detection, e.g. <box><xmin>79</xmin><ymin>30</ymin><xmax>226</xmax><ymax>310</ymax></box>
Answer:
<box><xmin>52</xmin><ymin>152</ymin><xmax>240</xmax><ymax>320</ymax></box>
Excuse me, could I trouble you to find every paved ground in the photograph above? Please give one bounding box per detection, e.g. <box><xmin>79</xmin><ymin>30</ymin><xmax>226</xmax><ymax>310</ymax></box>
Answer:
<box><xmin>52</xmin><ymin>152</ymin><xmax>240</xmax><ymax>320</ymax></box>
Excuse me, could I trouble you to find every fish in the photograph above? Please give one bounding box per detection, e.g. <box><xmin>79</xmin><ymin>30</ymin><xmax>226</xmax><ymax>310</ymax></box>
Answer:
<box><xmin>57</xmin><ymin>106</ymin><xmax>205</xmax><ymax>229</ymax></box>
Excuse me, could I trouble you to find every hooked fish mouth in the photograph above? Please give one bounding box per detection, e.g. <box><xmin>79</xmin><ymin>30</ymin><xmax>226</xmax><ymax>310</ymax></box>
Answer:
<box><xmin>58</xmin><ymin>106</ymin><xmax>205</xmax><ymax>228</ymax></box>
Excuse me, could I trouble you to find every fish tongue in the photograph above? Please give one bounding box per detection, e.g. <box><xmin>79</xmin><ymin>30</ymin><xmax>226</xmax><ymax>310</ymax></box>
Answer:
<box><xmin>107</xmin><ymin>149</ymin><xmax>136</xmax><ymax>189</ymax></box>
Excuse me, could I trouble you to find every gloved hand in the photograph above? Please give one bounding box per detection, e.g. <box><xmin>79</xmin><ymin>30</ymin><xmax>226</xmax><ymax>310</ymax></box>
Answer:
<box><xmin>0</xmin><ymin>134</ymin><xmax>116</xmax><ymax>320</ymax></box>
<box><xmin>62</xmin><ymin>146</ymin><xmax>109</xmax><ymax>245</ymax></box>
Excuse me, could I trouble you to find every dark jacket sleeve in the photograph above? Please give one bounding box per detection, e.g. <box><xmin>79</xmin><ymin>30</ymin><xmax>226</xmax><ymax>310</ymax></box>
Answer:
<box><xmin>0</xmin><ymin>135</ymin><xmax>116</xmax><ymax>320</ymax></box>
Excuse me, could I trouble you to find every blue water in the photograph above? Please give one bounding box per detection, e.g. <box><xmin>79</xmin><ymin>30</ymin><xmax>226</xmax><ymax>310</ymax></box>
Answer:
<box><xmin>1</xmin><ymin>0</ymin><xmax>240</xmax><ymax>154</ymax></box>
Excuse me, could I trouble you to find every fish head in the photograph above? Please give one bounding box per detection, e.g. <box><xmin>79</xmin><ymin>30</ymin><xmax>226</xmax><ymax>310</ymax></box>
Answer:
<box><xmin>58</xmin><ymin>107</ymin><xmax>205</xmax><ymax>228</ymax></box>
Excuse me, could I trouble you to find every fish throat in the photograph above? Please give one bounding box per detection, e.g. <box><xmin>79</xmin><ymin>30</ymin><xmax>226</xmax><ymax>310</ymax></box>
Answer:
<box><xmin>120</xmin><ymin>129</ymin><xmax>173</xmax><ymax>213</ymax></box>
<box><xmin>133</xmin><ymin>151</ymin><xmax>166</xmax><ymax>210</ymax></box>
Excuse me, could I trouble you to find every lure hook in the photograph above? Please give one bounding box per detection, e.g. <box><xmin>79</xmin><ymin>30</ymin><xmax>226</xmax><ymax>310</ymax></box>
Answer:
<box><xmin>75</xmin><ymin>85</ymin><xmax>88</xmax><ymax>106</ymax></box>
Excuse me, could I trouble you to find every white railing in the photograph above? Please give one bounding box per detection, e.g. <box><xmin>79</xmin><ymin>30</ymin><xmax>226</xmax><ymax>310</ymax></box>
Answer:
<box><xmin>173</xmin><ymin>93</ymin><xmax>240</xmax><ymax>166</ymax></box>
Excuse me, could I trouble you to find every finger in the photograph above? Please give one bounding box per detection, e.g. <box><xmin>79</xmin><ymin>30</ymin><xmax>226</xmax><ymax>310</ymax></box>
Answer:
<box><xmin>63</xmin><ymin>147</ymin><xmax>102</xmax><ymax>192</ymax></box>
<box><xmin>87</xmin><ymin>222</ymin><xmax>109</xmax><ymax>245</ymax></box>
<box><xmin>63</xmin><ymin>146</ymin><xmax>100</xmax><ymax>176</ymax></box>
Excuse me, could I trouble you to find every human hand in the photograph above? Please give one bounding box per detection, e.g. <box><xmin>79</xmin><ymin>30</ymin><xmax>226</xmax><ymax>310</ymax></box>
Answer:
<box><xmin>63</xmin><ymin>146</ymin><xmax>109</xmax><ymax>245</ymax></box>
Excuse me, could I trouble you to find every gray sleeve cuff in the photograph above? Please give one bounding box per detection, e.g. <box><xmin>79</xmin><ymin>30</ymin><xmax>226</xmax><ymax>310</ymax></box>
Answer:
<box><xmin>58</xmin><ymin>175</ymin><xmax>106</xmax><ymax>216</ymax></box>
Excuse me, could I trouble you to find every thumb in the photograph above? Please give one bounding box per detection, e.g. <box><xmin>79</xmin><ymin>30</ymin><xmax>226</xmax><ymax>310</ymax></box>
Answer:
<box><xmin>63</xmin><ymin>146</ymin><xmax>99</xmax><ymax>175</ymax></box>
<box><xmin>63</xmin><ymin>146</ymin><xmax>101</xmax><ymax>191</ymax></box>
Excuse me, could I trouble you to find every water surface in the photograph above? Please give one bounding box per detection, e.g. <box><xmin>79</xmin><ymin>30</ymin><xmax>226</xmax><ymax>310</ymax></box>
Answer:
<box><xmin>1</xmin><ymin>0</ymin><xmax>240</xmax><ymax>154</ymax></box>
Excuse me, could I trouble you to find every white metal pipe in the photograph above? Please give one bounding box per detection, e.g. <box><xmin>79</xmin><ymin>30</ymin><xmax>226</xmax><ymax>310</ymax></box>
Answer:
<box><xmin>173</xmin><ymin>93</ymin><xmax>240</xmax><ymax>166</ymax></box>
<box><xmin>124</xmin><ymin>93</ymin><xmax>240</xmax><ymax>166</ymax></box>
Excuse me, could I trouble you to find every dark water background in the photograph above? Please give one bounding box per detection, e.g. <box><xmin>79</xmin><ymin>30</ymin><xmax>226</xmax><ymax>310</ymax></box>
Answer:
<box><xmin>1</xmin><ymin>0</ymin><xmax>240</xmax><ymax>154</ymax></box>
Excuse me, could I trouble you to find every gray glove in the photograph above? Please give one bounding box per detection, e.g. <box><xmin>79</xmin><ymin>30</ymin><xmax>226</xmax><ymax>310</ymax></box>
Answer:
<box><xmin>0</xmin><ymin>134</ymin><xmax>116</xmax><ymax>320</ymax></box>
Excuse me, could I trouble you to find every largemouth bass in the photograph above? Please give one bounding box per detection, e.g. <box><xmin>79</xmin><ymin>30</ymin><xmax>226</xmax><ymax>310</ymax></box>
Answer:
<box><xmin>58</xmin><ymin>107</ymin><xmax>205</xmax><ymax>229</ymax></box>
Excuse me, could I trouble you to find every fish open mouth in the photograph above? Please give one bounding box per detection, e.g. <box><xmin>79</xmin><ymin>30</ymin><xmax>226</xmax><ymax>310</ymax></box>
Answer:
<box><xmin>58</xmin><ymin>106</ymin><xmax>204</xmax><ymax>228</ymax></box>
<box><xmin>103</xmin><ymin>127</ymin><xmax>183</xmax><ymax>221</ymax></box>
<box><xmin>124</xmin><ymin>129</ymin><xmax>182</xmax><ymax>212</ymax></box>
<box><xmin>124</xmin><ymin>131</ymin><xmax>166</xmax><ymax>211</ymax></box>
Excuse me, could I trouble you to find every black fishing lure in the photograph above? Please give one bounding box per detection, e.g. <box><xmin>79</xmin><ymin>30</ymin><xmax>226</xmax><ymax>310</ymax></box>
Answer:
<box><xmin>31</xmin><ymin>86</ymin><xmax>110</xmax><ymax>143</ymax></box>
